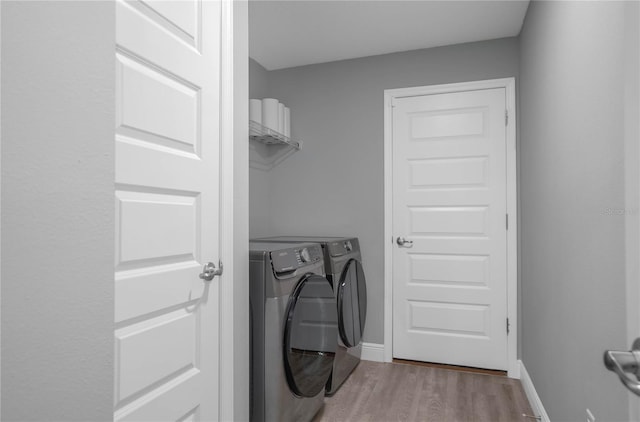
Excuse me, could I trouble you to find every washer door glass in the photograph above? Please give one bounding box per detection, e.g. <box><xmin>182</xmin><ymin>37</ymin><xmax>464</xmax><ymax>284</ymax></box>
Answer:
<box><xmin>337</xmin><ymin>259</ymin><xmax>367</xmax><ymax>348</ymax></box>
<box><xmin>283</xmin><ymin>273</ymin><xmax>338</xmax><ymax>397</ymax></box>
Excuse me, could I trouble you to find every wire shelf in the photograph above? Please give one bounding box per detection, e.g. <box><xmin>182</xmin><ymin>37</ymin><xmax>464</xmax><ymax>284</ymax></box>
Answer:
<box><xmin>249</xmin><ymin>120</ymin><xmax>301</xmax><ymax>150</ymax></box>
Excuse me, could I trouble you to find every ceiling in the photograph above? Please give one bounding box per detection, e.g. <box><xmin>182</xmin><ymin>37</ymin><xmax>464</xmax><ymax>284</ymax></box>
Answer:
<box><xmin>249</xmin><ymin>0</ymin><xmax>530</xmax><ymax>71</ymax></box>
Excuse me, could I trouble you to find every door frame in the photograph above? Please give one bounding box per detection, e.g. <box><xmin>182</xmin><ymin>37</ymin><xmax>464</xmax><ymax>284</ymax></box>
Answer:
<box><xmin>383</xmin><ymin>78</ymin><xmax>519</xmax><ymax>378</ymax></box>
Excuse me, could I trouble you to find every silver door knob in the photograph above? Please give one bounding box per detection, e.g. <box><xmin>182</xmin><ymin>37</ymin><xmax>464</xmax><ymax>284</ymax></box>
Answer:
<box><xmin>199</xmin><ymin>261</ymin><xmax>223</xmax><ymax>281</ymax></box>
<box><xmin>604</xmin><ymin>338</ymin><xmax>640</xmax><ymax>395</ymax></box>
<box><xmin>396</xmin><ymin>237</ymin><xmax>414</xmax><ymax>247</ymax></box>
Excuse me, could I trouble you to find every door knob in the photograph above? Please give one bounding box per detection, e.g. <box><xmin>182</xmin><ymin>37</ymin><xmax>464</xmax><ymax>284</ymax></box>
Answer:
<box><xmin>604</xmin><ymin>338</ymin><xmax>640</xmax><ymax>395</ymax></box>
<box><xmin>396</xmin><ymin>237</ymin><xmax>414</xmax><ymax>247</ymax></box>
<box><xmin>199</xmin><ymin>261</ymin><xmax>223</xmax><ymax>281</ymax></box>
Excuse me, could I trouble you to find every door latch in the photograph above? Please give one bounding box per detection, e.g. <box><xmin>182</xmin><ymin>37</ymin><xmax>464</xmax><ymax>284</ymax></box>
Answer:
<box><xmin>199</xmin><ymin>261</ymin><xmax>223</xmax><ymax>281</ymax></box>
<box><xmin>604</xmin><ymin>338</ymin><xmax>640</xmax><ymax>395</ymax></box>
<box><xmin>396</xmin><ymin>237</ymin><xmax>414</xmax><ymax>248</ymax></box>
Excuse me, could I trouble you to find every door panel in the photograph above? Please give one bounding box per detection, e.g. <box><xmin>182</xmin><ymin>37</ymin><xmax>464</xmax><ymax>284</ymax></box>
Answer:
<box><xmin>116</xmin><ymin>309</ymin><xmax>198</xmax><ymax>401</ymax></box>
<box><xmin>117</xmin><ymin>52</ymin><xmax>200</xmax><ymax>148</ymax></box>
<box><xmin>408</xmin><ymin>108</ymin><xmax>485</xmax><ymax>139</ymax></box>
<box><xmin>408</xmin><ymin>206</ymin><xmax>489</xmax><ymax>236</ymax></box>
<box><xmin>408</xmin><ymin>253</ymin><xmax>489</xmax><ymax>287</ymax></box>
<box><xmin>392</xmin><ymin>88</ymin><xmax>508</xmax><ymax>370</ymax></box>
<box><xmin>115</xmin><ymin>0</ymin><xmax>221</xmax><ymax>420</ymax></box>
<box><xmin>407</xmin><ymin>301</ymin><xmax>490</xmax><ymax>337</ymax></box>
<box><xmin>116</xmin><ymin>191</ymin><xmax>198</xmax><ymax>266</ymax></box>
<box><xmin>409</xmin><ymin>156</ymin><xmax>489</xmax><ymax>188</ymax></box>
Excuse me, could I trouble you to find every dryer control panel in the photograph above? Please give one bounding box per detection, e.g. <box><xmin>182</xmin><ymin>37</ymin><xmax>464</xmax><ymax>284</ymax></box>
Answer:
<box><xmin>271</xmin><ymin>243</ymin><xmax>323</xmax><ymax>273</ymax></box>
<box><xmin>327</xmin><ymin>238</ymin><xmax>360</xmax><ymax>257</ymax></box>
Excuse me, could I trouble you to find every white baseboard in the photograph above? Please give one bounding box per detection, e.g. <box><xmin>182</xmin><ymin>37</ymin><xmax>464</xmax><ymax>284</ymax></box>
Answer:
<box><xmin>519</xmin><ymin>360</ymin><xmax>550</xmax><ymax>422</ymax></box>
<box><xmin>361</xmin><ymin>342</ymin><xmax>385</xmax><ymax>362</ymax></box>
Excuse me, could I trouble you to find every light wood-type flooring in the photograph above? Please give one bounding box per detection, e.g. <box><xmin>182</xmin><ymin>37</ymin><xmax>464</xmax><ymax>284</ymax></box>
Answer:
<box><xmin>313</xmin><ymin>360</ymin><xmax>534</xmax><ymax>422</ymax></box>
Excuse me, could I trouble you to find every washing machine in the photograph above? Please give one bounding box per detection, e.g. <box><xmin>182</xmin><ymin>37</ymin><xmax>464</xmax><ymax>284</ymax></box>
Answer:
<box><xmin>257</xmin><ymin>236</ymin><xmax>367</xmax><ymax>395</ymax></box>
<box><xmin>249</xmin><ymin>241</ymin><xmax>338</xmax><ymax>422</ymax></box>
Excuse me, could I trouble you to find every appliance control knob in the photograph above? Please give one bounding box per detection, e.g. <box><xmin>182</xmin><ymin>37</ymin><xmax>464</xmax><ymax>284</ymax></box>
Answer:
<box><xmin>299</xmin><ymin>248</ymin><xmax>311</xmax><ymax>263</ymax></box>
<box><xmin>345</xmin><ymin>241</ymin><xmax>352</xmax><ymax>252</ymax></box>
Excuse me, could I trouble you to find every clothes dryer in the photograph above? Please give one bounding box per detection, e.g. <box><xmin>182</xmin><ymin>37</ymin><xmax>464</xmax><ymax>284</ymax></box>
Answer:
<box><xmin>249</xmin><ymin>241</ymin><xmax>338</xmax><ymax>422</ymax></box>
<box><xmin>257</xmin><ymin>236</ymin><xmax>367</xmax><ymax>395</ymax></box>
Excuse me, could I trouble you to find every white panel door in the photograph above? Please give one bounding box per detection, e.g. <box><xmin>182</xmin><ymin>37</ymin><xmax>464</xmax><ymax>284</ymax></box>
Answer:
<box><xmin>392</xmin><ymin>88</ymin><xmax>508</xmax><ymax>370</ymax></box>
<box><xmin>115</xmin><ymin>1</ymin><xmax>221</xmax><ymax>420</ymax></box>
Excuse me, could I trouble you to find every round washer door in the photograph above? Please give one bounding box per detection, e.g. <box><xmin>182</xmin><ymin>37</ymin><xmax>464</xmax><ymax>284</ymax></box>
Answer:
<box><xmin>337</xmin><ymin>259</ymin><xmax>367</xmax><ymax>348</ymax></box>
<box><xmin>283</xmin><ymin>273</ymin><xmax>338</xmax><ymax>397</ymax></box>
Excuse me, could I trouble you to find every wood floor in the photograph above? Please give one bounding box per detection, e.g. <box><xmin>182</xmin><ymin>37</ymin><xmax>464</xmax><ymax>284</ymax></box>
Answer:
<box><xmin>312</xmin><ymin>360</ymin><xmax>534</xmax><ymax>422</ymax></box>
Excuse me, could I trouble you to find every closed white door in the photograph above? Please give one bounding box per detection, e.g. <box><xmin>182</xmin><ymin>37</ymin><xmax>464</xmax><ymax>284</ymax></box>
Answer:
<box><xmin>392</xmin><ymin>88</ymin><xmax>508</xmax><ymax>370</ymax></box>
<box><xmin>114</xmin><ymin>1</ymin><xmax>222</xmax><ymax>420</ymax></box>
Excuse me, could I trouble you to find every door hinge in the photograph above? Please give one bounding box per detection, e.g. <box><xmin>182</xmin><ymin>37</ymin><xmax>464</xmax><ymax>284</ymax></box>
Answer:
<box><xmin>505</xmin><ymin>110</ymin><xmax>509</xmax><ymax>126</ymax></box>
<box><xmin>506</xmin><ymin>214</ymin><xmax>509</xmax><ymax>230</ymax></box>
<box><xmin>507</xmin><ymin>318</ymin><xmax>510</xmax><ymax>335</ymax></box>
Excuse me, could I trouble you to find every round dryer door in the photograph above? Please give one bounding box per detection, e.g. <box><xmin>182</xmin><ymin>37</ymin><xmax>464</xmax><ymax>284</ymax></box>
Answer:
<box><xmin>283</xmin><ymin>273</ymin><xmax>338</xmax><ymax>398</ymax></box>
<box><xmin>337</xmin><ymin>259</ymin><xmax>367</xmax><ymax>348</ymax></box>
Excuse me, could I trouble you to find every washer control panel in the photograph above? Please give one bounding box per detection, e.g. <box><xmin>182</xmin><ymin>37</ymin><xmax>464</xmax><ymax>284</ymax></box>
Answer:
<box><xmin>295</xmin><ymin>245</ymin><xmax>322</xmax><ymax>265</ymax></box>
<box><xmin>298</xmin><ymin>247</ymin><xmax>311</xmax><ymax>263</ymax></box>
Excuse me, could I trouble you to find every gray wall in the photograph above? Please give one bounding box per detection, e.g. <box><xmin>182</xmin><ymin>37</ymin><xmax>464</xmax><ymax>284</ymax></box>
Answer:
<box><xmin>251</xmin><ymin>38</ymin><xmax>519</xmax><ymax>344</ymax></box>
<box><xmin>250</xmin><ymin>58</ymin><xmax>270</xmax><ymax>99</ymax></box>
<box><xmin>1</xmin><ymin>2</ymin><xmax>115</xmax><ymax>420</ymax></box>
<box><xmin>519</xmin><ymin>1</ymin><xmax>635</xmax><ymax>420</ymax></box>
<box><xmin>249</xmin><ymin>58</ymin><xmax>272</xmax><ymax>239</ymax></box>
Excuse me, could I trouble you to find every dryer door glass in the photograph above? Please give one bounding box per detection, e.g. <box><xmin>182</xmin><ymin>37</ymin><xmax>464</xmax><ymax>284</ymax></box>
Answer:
<box><xmin>283</xmin><ymin>273</ymin><xmax>338</xmax><ymax>397</ymax></box>
<box><xmin>337</xmin><ymin>259</ymin><xmax>367</xmax><ymax>348</ymax></box>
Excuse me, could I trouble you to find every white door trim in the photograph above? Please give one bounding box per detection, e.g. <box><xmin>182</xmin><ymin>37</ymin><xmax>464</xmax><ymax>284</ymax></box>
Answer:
<box><xmin>219</xmin><ymin>0</ymin><xmax>248</xmax><ymax>420</ymax></box>
<box><xmin>383</xmin><ymin>78</ymin><xmax>519</xmax><ymax>378</ymax></box>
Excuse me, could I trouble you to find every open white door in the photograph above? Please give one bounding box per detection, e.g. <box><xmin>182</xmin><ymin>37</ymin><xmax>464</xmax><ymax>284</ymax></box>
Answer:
<box><xmin>114</xmin><ymin>1</ymin><xmax>222</xmax><ymax>420</ymax></box>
